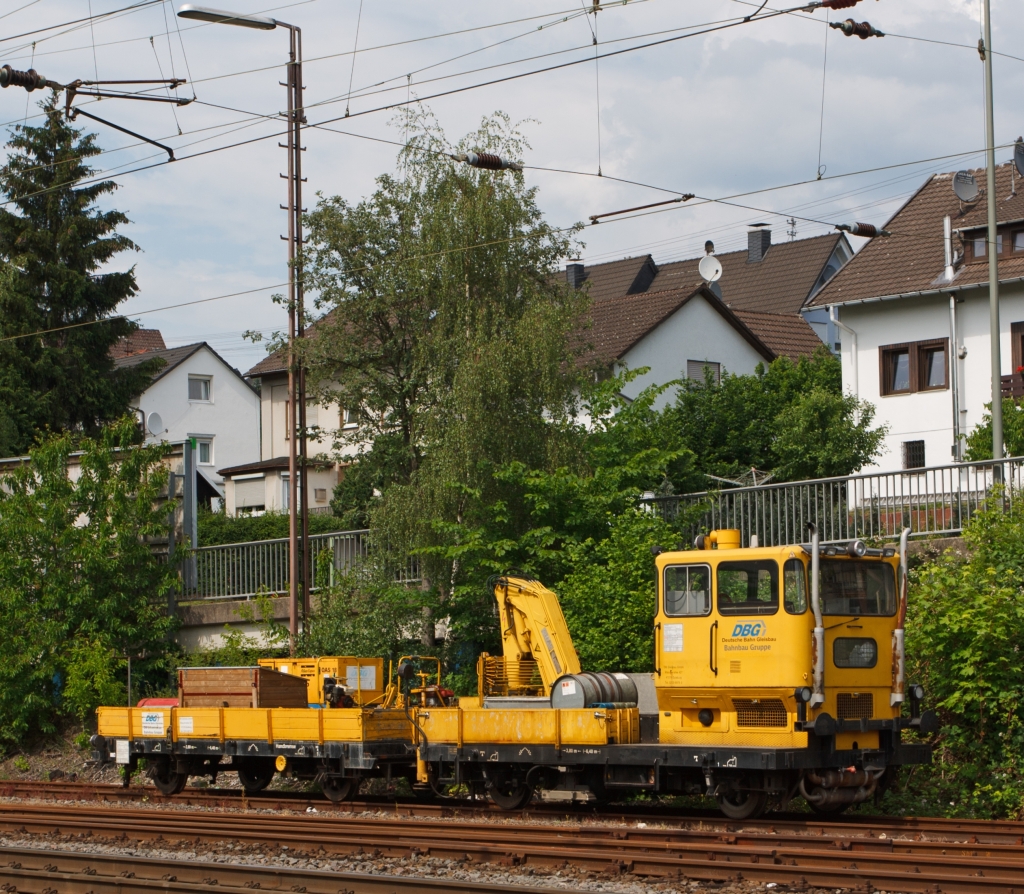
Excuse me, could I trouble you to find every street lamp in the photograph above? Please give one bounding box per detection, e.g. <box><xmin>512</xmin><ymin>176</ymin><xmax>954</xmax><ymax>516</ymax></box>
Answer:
<box><xmin>179</xmin><ymin>4</ymin><xmax>310</xmax><ymax>653</ymax></box>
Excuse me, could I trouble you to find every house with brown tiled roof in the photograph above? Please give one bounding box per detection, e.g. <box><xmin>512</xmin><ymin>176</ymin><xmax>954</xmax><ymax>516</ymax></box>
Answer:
<box><xmin>807</xmin><ymin>160</ymin><xmax>1024</xmax><ymax>473</ymax></box>
<box><xmin>567</xmin><ymin>226</ymin><xmax>847</xmax><ymax>407</ymax></box>
<box><xmin>111</xmin><ymin>332</ymin><xmax>261</xmax><ymax>501</ymax></box>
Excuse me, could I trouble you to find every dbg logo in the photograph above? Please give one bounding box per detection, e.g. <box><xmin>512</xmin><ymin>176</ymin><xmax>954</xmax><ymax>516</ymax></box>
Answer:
<box><xmin>731</xmin><ymin>622</ymin><xmax>765</xmax><ymax>637</ymax></box>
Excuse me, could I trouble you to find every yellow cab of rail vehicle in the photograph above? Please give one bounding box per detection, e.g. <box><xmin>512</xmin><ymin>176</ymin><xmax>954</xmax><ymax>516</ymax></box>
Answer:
<box><xmin>92</xmin><ymin>657</ymin><xmax>413</xmax><ymax>802</ymax></box>
<box><xmin>408</xmin><ymin>528</ymin><xmax>936</xmax><ymax>819</ymax></box>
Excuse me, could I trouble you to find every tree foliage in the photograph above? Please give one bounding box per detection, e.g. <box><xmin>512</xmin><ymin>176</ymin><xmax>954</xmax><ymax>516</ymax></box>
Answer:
<box><xmin>0</xmin><ymin>93</ymin><xmax>156</xmax><ymax>454</ymax></box>
<box><xmin>0</xmin><ymin>418</ymin><xmax>177</xmax><ymax>749</ymax></box>
<box><xmin>663</xmin><ymin>348</ymin><xmax>886</xmax><ymax>485</ymax></box>
<box><xmin>893</xmin><ymin>498</ymin><xmax>1024</xmax><ymax>819</ymax></box>
<box><xmin>964</xmin><ymin>397</ymin><xmax>1024</xmax><ymax>461</ymax></box>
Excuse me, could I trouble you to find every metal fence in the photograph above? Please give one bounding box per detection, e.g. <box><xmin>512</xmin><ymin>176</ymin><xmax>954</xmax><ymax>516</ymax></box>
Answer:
<box><xmin>182</xmin><ymin>529</ymin><xmax>418</xmax><ymax>602</ymax></box>
<box><xmin>642</xmin><ymin>456</ymin><xmax>1024</xmax><ymax>548</ymax></box>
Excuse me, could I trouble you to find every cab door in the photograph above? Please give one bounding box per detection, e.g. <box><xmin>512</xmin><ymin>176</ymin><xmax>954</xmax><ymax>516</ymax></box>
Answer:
<box><xmin>657</xmin><ymin>560</ymin><xmax>716</xmax><ymax>689</ymax></box>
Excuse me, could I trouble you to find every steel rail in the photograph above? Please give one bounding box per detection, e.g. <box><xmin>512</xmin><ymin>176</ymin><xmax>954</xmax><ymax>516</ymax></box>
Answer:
<box><xmin>0</xmin><ymin>844</ymin><xmax>557</xmax><ymax>893</ymax></box>
<box><xmin>4</xmin><ymin>780</ymin><xmax>1024</xmax><ymax>844</ymax></box>
<box><xmin>0</xmin><ymin>801</ymin><xmax>1022</xmax><ymax>892</ymax></box>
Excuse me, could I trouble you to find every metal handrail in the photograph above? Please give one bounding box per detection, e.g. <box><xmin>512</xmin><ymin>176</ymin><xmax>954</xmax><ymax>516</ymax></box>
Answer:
<box><xmin>642</xmin><ymin>456</ymin><xmax>1024</xmax><ymax>547</ymax></box>
<box><xmin>182</xmin><ymin>529</ymin><xmax>419</xmax><ymax>601</ymax></box>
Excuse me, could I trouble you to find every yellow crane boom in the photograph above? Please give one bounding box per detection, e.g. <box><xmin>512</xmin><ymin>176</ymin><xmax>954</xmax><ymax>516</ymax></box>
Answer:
<box><xmin>493</xmin><ymin>575</ymin><xmax>581</xmax><ymax>691</ymax></box>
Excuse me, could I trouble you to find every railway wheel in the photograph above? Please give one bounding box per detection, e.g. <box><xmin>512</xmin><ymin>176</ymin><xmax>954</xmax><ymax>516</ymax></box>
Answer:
<box><xmin>236</xmin><ymin>758</ymin><xmax>275</xmax><ymax>796</ymax></box>
<box><xmin>148</xmin><ymin>759</ymin><xmax>188</xmax><ymax>796</ymax></box>
<box><xmin>320</xmin><ymin>776</ymin><xmax>356</xmax><ymax>803</ymax></box>
<box><xmin>716</xmin><ymin>787</ymin><xmax>768</xmax><ymax>820</ymax></box>
<box><xmin>484</xmin><ymin>769</ymin><xmax>533</xmax><ymax>811</ymax></box>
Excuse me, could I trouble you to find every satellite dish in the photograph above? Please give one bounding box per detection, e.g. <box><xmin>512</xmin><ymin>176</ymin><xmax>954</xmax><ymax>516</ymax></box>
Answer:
<box><xmin>699</xmin><ymin>254</ymin><xmax>723</xmax><ymax>284</ymax></box>
<box><xmin>953</xmin><ymin>170</ymin><xmax>979</xmax><ymax>203</ymax></box>
<box><xmin>146</xmin><ymin>412</ymin><xmax>164</xmax><ymax>436</ymax></box>
<box><xmin>1015</xmin><ymin>138</ymin><xmax>1024</xmax><ymax>178</ymax></box>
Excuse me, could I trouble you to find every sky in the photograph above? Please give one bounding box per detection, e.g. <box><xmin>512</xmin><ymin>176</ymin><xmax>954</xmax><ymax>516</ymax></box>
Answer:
<box><xmin>1</xmin><ymin>0</ymin><xmax>1021</xmax><ymax>373</ymax></box>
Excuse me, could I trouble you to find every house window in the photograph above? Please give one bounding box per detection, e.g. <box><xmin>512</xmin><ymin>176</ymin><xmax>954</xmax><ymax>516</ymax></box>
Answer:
<box><xmin>879</xmin><ymin>339</ymin><xmax>948</xmax><ymax>395</ymax></box>
<box><xmin>196</xmin><ymin>439</ymin><xmax>213</xmax><ymax>465</ymax></box>
<box><xmin>1015</xmin><ymin>231</ymin><xmax>1024</xmax><ymax>252</ymax></box>
<box><xmin>972</xmin><ymin>234</ymin><xmax>1004</xmax><ymax>259</ymax></box>
<box><xmin>902</xmin><ymin>440</ymin><xmax>926</xmax><ymax>470</ymax></box>
<box><xmin>314</xmin><ymin>487</ymin><xmax>327</xmax><ymax>503</ymax></box>
<box><xmin>188</xmin><ymin>376</ymin><xmax>211</xmax><ymax>401</ymax></box>
<box><xmin>885</xmin><ymin>348</ymin><xmax>911</xmax><ymax>393</ymax></box>
<box><xmin>341</xmin><ymin>407</ymin><xmax>359</xmax><ymax>428</ymax></box>
<box><xmin>919</xmin><ymin>344</ymin><xmax>947</xmax><ymax>390</ymax></box>
<box><xmin>687</xmin><ymin>359</ymin><xmax>721</xmax><ymax>384</ymax></box>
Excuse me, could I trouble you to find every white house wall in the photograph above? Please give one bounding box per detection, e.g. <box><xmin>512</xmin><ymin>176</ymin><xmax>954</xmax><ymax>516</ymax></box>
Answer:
<box><xmin>838</xmin><ymin>282</ymin><xmax>1024</xmax><ymax>473</ymax></box>
<box><xmin>618</xmin><ymin>294</ymin><xmax>769</xmax><ymax>409</ymax></box>
<box><xmin>133</xmin><ymin>348</ymin><xmax>260</xmax><ymax>485</ymax></box>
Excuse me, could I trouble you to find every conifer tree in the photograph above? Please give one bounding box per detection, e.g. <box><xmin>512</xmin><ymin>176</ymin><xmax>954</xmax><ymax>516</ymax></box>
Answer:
<box><xmin>0</xmin><ymin>92</ymin><xmax>156</xmax><ymax>454</ymax></box>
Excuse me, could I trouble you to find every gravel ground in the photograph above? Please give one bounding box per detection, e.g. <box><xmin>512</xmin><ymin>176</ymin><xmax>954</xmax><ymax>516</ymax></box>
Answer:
<box><xmin>0</xmin><ymin>829</ymin><xmax>908</xmax><ymax>894</ymax></box>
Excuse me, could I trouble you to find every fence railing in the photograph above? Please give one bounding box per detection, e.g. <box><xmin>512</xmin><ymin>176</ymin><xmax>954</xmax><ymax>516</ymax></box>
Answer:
<box><xmin>182</xmin><ymin>529</ymin><xmax>419</xmax><ymax>602</ymax></box>
<box><xmin>642</xmin><ymin>456</ymin><xmax>1024</xmax><ymax>548</ymax></box>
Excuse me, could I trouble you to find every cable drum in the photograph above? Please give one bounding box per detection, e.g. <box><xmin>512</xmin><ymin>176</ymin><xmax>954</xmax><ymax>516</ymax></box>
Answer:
<box><xmin>550</xmin><ymin>672</ymin><xmax>639</xmax><ymax>709</ymax></box>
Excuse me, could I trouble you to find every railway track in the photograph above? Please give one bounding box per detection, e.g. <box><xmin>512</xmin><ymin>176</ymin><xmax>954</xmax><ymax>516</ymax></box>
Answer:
<box><xmin>0</xmin><ymin>844</ymin><xmax>559</xmax><ymax>893</ymax></box>
<box><xmin>1</xmin><ymin>795</ymin><xmax>1023</xmax><ymax>893</ymax></box>
<box><xmin>2</xmin><ymin>779</ymin><xmax>1023</xmax><ymax>845</ymax></box>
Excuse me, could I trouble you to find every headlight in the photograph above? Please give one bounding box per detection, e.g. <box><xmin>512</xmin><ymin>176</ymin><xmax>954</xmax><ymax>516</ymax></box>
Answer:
<box><xmin>911</xmin><ymin>684</ymin><xmax>925</xmax><ymax>701</ymax></box>
<box><xmin>794</xmin><ymin>686</ymin><xmax>812</xmax><ymax>703</ymax></box>
<box><xmin>833</xmin><ymin>637</ymin><xmax>878</xmax><ymax>668</ymax></box>
<box><xmin>847</xmin><ymin>539</ymin><xmax>867</xmax><ymax>557</ymax></box>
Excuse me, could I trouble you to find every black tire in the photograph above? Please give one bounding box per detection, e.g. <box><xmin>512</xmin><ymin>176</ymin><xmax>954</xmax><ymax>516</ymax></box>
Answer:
<box><xmin>236</xmin><ymin>759</ymin><xmax>275</xmax><ymax>796</ymax></box>
<box><xmin>717</xmin><ymin>787</ymin><xmax>768</xmax><ymax>820</ymax></box>
<box><xmin>321</xmin><ymin>776</ymin><xmax>356</xmax><ymax>803</ymax></box>
<box><xmin>484</xmin><ymin>769</ymin><xmax>533</xmax><ymax>811</ymax></box>
<box><xmin>149</xmin><ymin>760</ymin><xmax>188</xmax><ymax>796</ymax></box>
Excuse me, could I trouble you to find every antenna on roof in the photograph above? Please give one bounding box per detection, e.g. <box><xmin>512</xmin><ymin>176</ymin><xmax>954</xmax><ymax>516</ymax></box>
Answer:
<box><xmin>787</xmin><ymin>217</ymin><xmax>797</xmax><ymax>241</ymax></box>
<box><xmin>1012</xmin><ymin>137</ymin><xmax>1023</xmax><ymax>199</ymax></box>
<box><xmin>953</xmin><ymin>170</ymin><xmax>980</xmax><ymax>203</ymax></box>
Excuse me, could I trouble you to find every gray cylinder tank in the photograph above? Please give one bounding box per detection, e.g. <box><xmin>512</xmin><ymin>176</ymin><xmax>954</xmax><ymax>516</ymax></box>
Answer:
<box><xmin>550</xmin><ymin>672</ymin><xmax>639</xmax><ymax>709</ymax></box>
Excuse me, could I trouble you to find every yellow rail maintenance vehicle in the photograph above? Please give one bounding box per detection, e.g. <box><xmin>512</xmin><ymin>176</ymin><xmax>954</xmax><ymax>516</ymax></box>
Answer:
<box><xmin>91</xmin><ymin>657</ymin><xmax>414</xmax><ymax>802</ymax></box>
<box><xmin>409</xmin><ymin>526</ymin><xmax>936</xmax><ymax>819</ymax></box>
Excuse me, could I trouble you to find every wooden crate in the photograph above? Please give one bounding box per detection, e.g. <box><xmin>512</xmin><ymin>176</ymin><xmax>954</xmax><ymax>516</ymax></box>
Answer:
<box><xmin>178</xmin><ymin>667</ymin><xmax>309</xmax><ymax>709</ymax></box>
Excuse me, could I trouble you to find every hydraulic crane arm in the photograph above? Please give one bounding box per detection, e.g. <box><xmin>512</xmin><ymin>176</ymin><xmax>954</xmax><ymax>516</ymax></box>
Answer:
<box><xmin>492</xmin><ymin>575</ymin><xmax>581</xmax><ymax>691</ymax></box>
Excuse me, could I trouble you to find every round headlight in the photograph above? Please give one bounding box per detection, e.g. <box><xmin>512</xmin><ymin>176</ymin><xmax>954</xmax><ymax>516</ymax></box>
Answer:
<box><xmin>795</xmin><ymin>686</ymin><xmax>812</xmax><ymax>703</ymax></box>
<box><xmin>698</xmin><ymin>708</ymin><xmax>714</xmax><ymax>727</ymax></box>
<box><xmin>911</xmin><ymin>684</ymin><xmax>925</xmax><ymax>701</ymax></box>
<box><xmin>848</xmin><ymin>539</ymin><xmax>867</xmax><ymax>557</ymax></box>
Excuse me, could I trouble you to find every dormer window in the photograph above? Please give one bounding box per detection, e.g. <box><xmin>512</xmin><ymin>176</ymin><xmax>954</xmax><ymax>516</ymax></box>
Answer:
<box><xmin>969</xmin><ymin>231</ymin><xmax>1005</xmax><ymax>261</ymax></box>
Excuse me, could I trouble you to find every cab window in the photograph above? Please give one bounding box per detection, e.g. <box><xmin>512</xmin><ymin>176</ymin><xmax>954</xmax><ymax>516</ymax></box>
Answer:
<box><xmin>784</xmin><ymin>558</ymin><xmax>807</xmax><ymax>614</ymax></box>
<box><xmin>820</xmin><ymin>559</ymin><xmax>896</xmax><ymax>616</ymax></box>
<box><xmin>717</xmin><ymin>560</ymin><xmax>779</xmax><ymax>616</ymax></box>
<box><xmin>664</xmin><ymin>564</ymin><xmax>711</xmax><ymax>616</ymax></box>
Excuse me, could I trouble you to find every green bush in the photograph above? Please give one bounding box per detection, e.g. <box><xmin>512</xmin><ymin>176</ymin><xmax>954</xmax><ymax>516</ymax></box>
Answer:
<box><xmin>560</xmin><ymin>510</ymin><xmax>678</xmax><ymax>673</ymax></box>
<box><xmin>882</xmin><ymin>496</ymin><xmax>1024</xmax><ymax>819</ymax></box>
<box><xmin>0</xmin><ymin>419</ymin><xmax>177</xmax><ymax>751</ymax></box>
<box><xmin>197</xmin><ymin>507</ymin><xmax>348</xmax><ymax>547</ymax></box>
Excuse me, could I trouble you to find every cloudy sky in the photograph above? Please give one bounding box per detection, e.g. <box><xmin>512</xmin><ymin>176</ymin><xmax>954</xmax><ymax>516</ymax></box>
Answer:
<box><xmin>1</xmin><ymin>0</ymin><xmax>1021</xmax><ymax>372</ymax></box>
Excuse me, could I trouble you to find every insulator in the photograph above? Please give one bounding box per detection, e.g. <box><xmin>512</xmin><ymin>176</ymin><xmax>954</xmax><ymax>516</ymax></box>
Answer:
<box><xmin>0</xmin><ymin>64</ymin><xmax>49</xmax><ymax>92</ymax></box>
<box><xmin>837</xmin><ymin>222</ymin><xmax>889</xmax><ymax>238</ymax></box>
<box><xmin>830</xmin><ymin>18</ymin><xmax>884</xmax><ymax>39</ymax></box>
<box><xmin>820</xmin><ymin>0</ymin><xmax>861</xmax><ymax>9</ymax></box>
<box><xmin>462</xmin><ymin>151</ymin><xmax>523</xmax><ymax>172</ymax></box>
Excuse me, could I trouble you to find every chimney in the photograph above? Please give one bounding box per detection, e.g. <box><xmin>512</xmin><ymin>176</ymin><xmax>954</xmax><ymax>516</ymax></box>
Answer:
<box><xmin>565</xmin><ymin>262</ymin><xmax>585</xmax><ymax>289</ymax></box>
<box><xmin>747</xmin><ymin>225</ymin><xmax>771</xmax><ymax>263</ymax></box>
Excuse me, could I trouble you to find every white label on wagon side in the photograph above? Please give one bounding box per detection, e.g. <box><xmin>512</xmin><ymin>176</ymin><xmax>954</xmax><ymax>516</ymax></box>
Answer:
<box><xmin>115</xmin><ymin>740</ymin><xmax>130</xmax><ymax>765</ymax></box>
<box><xmin>141</xmin><ymin>711</ymin><xmax>165</xmax><ymax>736</ymax></box>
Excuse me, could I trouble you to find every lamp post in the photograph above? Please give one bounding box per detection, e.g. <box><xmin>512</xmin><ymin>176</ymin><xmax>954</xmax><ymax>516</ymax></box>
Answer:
<box><xmin>179</xmin><ymin>5</ymin><xmax>310</xmax><ymax>653</ymax></box>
